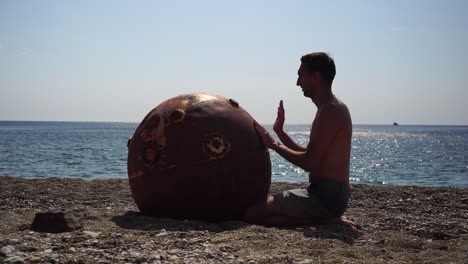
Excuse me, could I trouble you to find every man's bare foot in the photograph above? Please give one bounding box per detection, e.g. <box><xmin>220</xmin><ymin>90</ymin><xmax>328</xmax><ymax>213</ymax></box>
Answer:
<box><xmin>327</xmin><ymin>216</ymin><xmax>359</xmax><ymax>231</ymax></box>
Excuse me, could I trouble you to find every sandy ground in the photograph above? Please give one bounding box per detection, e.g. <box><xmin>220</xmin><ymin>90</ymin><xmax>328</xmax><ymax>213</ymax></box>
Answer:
<box><xmin>0</xmin><ymin>176</ymin><xmax>467</xmax><ymax>263</ymax></box>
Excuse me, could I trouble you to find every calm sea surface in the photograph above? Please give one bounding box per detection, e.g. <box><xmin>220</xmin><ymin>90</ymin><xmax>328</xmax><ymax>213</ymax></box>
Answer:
<box><xmin>0</xmin><ymin>121</ymin><xmax>466</xmax><ymax>187</ymax></box>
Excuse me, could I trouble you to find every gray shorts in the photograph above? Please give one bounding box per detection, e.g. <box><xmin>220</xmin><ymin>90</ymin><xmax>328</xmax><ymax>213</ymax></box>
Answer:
<box><xmin>274</xmin><ymin>179</ymin><xmax>350</xmax><ymax>219</ymax></box>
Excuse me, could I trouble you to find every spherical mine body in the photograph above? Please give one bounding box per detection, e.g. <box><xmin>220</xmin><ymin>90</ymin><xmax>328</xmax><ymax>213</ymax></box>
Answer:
<box><xmin>127</xmin><ymin>93</ymin><xmax>271</xmax><ymax>221</ymax></box>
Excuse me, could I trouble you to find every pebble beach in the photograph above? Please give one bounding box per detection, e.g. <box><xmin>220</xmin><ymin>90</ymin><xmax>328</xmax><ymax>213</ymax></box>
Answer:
<box><xmin>0</xmin><ymin>176</ymin><xmax>467</xmax><ymax>263</ymax></box>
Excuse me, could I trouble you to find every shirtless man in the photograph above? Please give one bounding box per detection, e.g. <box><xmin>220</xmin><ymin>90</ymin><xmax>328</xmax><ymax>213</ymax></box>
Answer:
<box><xmin>244</xmin><ymin>52</ymin><xmax>353</xmax><ymax>227</ymax></box>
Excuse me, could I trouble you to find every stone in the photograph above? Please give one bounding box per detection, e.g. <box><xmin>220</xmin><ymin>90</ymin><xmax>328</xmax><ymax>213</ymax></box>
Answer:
<box><xmin>47</xmin><ymin>256</ymin><xmax>58</xmax><ymax>264</ymax></box>
<box><xmin>2</xmin><ymin>256</ymin><xmax>24</xmax><ymax>264</ymax></box>
<box><xmin>127</xmin><ymin>93</ymin><xmax>271</xmax><ymax>221</ymax></box>
<box><xmin>83</xmin><ymin>231</ymin><xmax>101</xmax><ymax>238</ymax></box>
<box><xmin>30</xmin><ymin>211</ymin><xmax>83</xmax><ymax>233</ymax></box>
<box><xmin>0</xmin><ymin>245</ymin><xmax>15</xmax><ymax>257</ymax></box>
<box><xmin>155</xmin><ymin>229</ymin><xmax>168</xmax><ymax>237</ymax></box>
<box><xmin>296</xmin><ymin>259</ymin><xmax>314</xmax><ymax>264</ymax></box>
<box><xmin>23</xmin><ymin>236</ymin><xmax>35</xmax><ymax>241</ymax></box>
<box><xmin>28</xmin><ymin>257</ymin><xmax>42</xmax><ymax>263</ymax></box>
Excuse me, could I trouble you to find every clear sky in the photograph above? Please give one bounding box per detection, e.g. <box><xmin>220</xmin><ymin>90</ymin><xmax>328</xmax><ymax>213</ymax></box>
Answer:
<box><xmin>1</xmin><ymin>0</ymin><xmax>467</xmax><ymax>125</ymax></box>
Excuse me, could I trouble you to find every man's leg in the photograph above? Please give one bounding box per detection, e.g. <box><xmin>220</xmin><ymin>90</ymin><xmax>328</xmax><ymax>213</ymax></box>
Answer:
<box><xmin>243</xmin><ymin>195</ymin><xmax>320</xmax><ymax>227</ymax></box>
<box><xmin>243</xmin><ymin>195</ymin><xmax>280</xmax><ymax>223</ymax></box>
<box><xmin>244</xmin><ymin>189</ymin><xmax>358</xmax><ymax>228</ymax></box>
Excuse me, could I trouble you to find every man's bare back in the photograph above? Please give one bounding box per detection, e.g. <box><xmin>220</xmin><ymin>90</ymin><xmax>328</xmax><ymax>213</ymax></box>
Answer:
<box><xmin>307</xmin><ymin>96</ymin><xmax>352</xmax><ymax>184</ymax></box>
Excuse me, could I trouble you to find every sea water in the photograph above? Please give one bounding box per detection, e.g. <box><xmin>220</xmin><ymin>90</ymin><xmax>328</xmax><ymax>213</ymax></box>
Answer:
<box><xmin>0</xmin><ymin>121</ymin><xmax>466</xmax><ymax>187</ymax></box>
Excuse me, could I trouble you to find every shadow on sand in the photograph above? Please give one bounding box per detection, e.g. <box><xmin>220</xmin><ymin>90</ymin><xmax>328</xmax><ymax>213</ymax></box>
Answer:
<box><xmin>112</xmin><ymin>211</ymin><xmax>363</xmax><ymax>244</ymax></box>
<box><xmin>294</xmin><ymin>225</ymin><xmax>363</xmax><ymax>245</ymax></box>
<box><xmin>111</xmin><ymin>211</ymin><xmax>248</xmax><ymax>233</ymax></box>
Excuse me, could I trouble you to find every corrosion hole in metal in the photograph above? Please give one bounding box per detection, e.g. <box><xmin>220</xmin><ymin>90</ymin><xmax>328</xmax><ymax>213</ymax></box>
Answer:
<box><xmin>143</xmin><ymin>147</ymin><xmax>160</xmax><ymax>164</ymax></box>
<box><xmin>203</xmin><ymin>134</ymin><xmax>231</xmax><ymax>158</ymax></box>
<box><xmin>169</xmin><ymin>109</ymin><xmax>185</xmax><ymax>123</ymax></box>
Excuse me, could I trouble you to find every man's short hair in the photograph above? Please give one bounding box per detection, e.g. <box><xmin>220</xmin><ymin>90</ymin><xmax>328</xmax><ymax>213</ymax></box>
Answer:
<box><xmin>300</xmin><ymin>52</ymin><xmax>336</xmax><ymax>85</ymax></box>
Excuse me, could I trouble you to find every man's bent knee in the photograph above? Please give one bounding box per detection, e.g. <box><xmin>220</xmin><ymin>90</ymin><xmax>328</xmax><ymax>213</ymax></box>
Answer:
<box><xmin>243</xmin><ymin>195</ymin><xmax>281</xmax><ymax>224</ymax></box>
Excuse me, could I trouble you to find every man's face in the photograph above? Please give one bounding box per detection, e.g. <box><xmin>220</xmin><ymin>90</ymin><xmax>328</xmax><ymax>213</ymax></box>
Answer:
<box><xmin>296</xmin><ymin>64</ymin><xmax>316</xmax><ymax>98</ymax></box>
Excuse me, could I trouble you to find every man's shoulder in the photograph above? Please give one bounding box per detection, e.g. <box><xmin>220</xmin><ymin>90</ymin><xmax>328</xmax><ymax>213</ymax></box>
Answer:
<box><xmin>330</xmin><ymin>96</ymin><xmax>349</xmax><ymax>109</ymax></box>
<box><xmin>316</xmin><ymin>98</ymin><xmax>351</xmax><ymax>128</ymax></box>
<box><xmin>319</xmin><ymin>98</ymin><xmax>349</xmax><ymax>116</ymax></box>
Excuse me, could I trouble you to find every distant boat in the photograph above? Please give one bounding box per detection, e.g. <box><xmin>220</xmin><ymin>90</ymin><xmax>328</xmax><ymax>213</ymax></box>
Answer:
<box><xmin>393</xmin><ymin>122</ymin><xmax>399</xmax><ymax>126</ymax></box>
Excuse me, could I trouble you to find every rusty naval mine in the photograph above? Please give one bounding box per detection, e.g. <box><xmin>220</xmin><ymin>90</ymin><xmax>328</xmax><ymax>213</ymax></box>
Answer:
<box><xmin>127</xmin><ymin>93</ymin><xmax>271</xmax><ymax>221</ymax></box>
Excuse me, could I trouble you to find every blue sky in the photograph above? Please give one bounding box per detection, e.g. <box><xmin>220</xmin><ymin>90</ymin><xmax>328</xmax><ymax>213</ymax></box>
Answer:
<box><xmin>1</xmin><ymin>0</ymin><xmax>467</xmax><ymax>125</ymax></box>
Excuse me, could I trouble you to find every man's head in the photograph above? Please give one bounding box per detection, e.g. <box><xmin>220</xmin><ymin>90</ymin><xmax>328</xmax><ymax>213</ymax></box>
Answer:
<box><xmin>296</xmin><ymin>52</ymin><xmax>336</xmax><ymax>98</ymax></box>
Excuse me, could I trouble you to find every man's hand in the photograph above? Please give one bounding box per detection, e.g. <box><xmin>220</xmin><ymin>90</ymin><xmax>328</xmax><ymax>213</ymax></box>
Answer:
<box><xmin>273</xmin><ymin>100</ymin><xmax>285</xmax><ymax>134</ymax></box>
<box><xmin>253</xmin><ymin>120</ymin><xmax>276</xmax><ymax>149</ymax></box>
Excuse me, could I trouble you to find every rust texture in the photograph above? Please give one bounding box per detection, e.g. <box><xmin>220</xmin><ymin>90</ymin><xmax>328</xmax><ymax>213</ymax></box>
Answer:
<box><xmin>127</xmin><ymin>93</ymin><xmax>271</xmax><ymax>221</ymax></box>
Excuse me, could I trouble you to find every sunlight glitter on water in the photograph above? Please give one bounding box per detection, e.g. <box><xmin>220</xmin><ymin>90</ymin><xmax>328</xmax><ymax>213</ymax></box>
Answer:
<box><xmin>0</xmin><ymin>122</ymin><xmax>467</xmax><ymax>187</ymax></box>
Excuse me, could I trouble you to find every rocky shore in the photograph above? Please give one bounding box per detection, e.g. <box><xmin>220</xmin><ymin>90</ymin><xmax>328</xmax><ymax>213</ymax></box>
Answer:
<box><xmin>0</xmin><ymin>176</ymin><xmax>467</xmax><ymax>263</ymax></box>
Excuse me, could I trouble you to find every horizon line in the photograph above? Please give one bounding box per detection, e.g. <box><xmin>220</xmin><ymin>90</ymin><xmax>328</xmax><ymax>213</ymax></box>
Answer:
<box><xmin>1</xmin><ymin>120</ymin><xmax>467</xmax><ymax>127</ymax></box>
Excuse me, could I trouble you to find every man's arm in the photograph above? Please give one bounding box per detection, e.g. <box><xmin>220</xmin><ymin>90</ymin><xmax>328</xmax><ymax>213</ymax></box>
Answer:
<box><xmin>273</xmin><ymin>100</ymin><xmax>306</xmax><ymax>152</ymax></box>
<box><xmin>254</xmin><ymin>121</ymin><xmax>311</xmax><ymax>170</ymax></box>
<box><xmin>255</xmin><ymin>105</ymin><xmax>343</xmax><ymax>172</ymax></box>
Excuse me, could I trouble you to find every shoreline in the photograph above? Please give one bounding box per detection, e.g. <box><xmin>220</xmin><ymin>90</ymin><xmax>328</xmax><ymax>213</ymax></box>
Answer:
<box><xmin>2</xmin><ymin>175</ymin><xmax>466</xmax><ymax>189</ymax></box>
<box><xmin>1</xmin><ymin>176</ymin><xmax>467</xmax><ymax>263</ymax></box>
